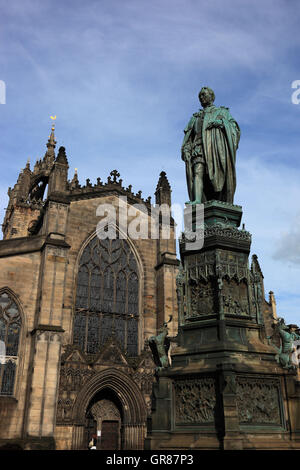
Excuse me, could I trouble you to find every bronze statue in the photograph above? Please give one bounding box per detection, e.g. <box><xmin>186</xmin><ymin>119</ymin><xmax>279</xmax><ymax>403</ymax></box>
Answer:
<box><xmin>268</xmin><ymin>317</ymin><xmax>300</xmax><ymax>369</ymax></box>
<box><xmin>149</xmin><ymin>316</ymin><xmax>172</xmax><ymax>371</ymax></box>
<box><xmin>181</xmin><ymin>87</ymin><xmax>240</xmax><ymax>204</ymax></box>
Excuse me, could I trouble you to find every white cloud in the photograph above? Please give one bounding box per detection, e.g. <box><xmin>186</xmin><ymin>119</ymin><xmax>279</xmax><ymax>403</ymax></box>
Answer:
<box><xmin>273</xmin><ymin>212</ymin><xmax>300</xmax><ymax>265</ymax></box>
<box><xmin>235</xmin><ymin>155</ymin><xmax>300</xmax><ymax>324</ymax></box>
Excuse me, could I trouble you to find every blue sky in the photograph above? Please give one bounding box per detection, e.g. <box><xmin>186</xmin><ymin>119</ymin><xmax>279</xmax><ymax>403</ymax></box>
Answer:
<box><xmin>0</xmin><ymin>0</ymin><xmax>300</xmax><ymax>324</ymax></box>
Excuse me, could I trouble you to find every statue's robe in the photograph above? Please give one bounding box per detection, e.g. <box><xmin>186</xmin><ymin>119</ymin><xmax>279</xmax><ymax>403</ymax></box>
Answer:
<box><xmin>181</xmin><ymin>105</ymin><xmax>240</xmax><ymax>203</ymax></box>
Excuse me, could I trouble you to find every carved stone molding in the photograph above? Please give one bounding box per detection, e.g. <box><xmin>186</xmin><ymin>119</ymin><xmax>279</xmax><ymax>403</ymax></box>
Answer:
<box><xmin>32</xmin><ymin>325</ymin><xmax>64</xmax><ymax>343</ymax></box>
<box><xmin>204</xmin><ymin>225</ymin><xmax>251</xmax><ymax>241</ymax></box>
<box><xmin>181</xmin><ymin>225</ymin><xmax>251</xmax><ymax>245</ymax></box>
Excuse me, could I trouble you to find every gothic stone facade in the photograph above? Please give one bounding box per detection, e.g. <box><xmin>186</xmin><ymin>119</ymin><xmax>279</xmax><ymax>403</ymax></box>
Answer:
<box><xmin>0</xmin><ymin>129</ymin><xmax>179</xmax><ymax>450</ymax></box>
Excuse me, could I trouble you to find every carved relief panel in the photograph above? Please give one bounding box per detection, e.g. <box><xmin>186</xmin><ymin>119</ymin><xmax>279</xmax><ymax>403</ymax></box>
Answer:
<box><xmin>236</xmin><ymin>377</ymin><xmax>283</xmax><ymax>427</ymax></box>
<box><xmin>174</xmin><ymin>377</ymin><xmax>217</xmax><ymax>426</ymax></box>
<box><xmin>222</xmin><ymin>279</ymin><xmax>250</xmax><ymax>317</ymax></box>
<box><xmin>181</xmin><ymin>248</ymin><xmax>253</xmax><ymax>321</ymax></box>
<box><xmin>189</xmin><ymin>280</ymin><xmax>216</xmax><ymax>317</ymax></box>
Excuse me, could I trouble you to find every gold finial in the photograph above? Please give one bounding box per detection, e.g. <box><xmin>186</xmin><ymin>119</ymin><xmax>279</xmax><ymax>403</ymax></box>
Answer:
<box><xmin>50</xmin><ymin>116</ymin><xmax>56</xmax><ymax>132</ymax></box>
<box><xmin>47</xmin><ymin>116</ymin><xmax>57</xmax><ymax>151</ymax></box>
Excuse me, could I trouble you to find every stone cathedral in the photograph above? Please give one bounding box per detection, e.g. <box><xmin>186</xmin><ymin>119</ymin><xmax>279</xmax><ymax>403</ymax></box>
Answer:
<box><xmin>1</xmin><ymin>88</ymin><xmax>300</xmax><ymax>451</ymax></box>
<box><xmin>0</xmin><ymin>124</ymin><xmax>179</xmax><ymax>450</ymax></box>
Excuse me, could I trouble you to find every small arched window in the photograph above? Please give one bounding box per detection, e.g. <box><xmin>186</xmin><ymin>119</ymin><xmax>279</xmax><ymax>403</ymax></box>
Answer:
<box><xmin>0</xmin><ymin>291</ymin><xmax>21</xmax><ymax>396</ymax></box>
<box><xmin>73</xmin><ymin>236</ymin><xmax>140</xmax><ymax>356</ymax></box>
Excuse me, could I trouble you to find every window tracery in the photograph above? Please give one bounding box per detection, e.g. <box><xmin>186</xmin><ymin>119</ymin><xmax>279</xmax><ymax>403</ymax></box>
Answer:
<box><xmin>73</xmin><ymin>236</ymin><xmax>139</xmax><ymax>356</ymax></box>
<box><xmin>0</xmin><ymin>291</ymin><xmax>21</xmax><ymax>395</ymax></box>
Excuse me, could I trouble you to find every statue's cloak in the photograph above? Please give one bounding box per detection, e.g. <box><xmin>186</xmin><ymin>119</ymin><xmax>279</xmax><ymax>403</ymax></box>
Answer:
<box><xmin>182</xmin><ymin>105</ymin><xmax>240</xmax><ymax>203</ymax></box>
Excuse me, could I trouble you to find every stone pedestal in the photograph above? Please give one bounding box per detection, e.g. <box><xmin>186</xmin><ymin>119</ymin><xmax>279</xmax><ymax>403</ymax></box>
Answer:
<box><xmin>145</xmin><ymin>201</ymin><xmax>298</xmax><ymax>450</ymax></box>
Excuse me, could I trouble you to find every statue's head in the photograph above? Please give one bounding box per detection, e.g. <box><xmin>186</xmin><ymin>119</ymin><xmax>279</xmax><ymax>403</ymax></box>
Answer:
<box><xmin>198</xmin><ymin>87</ymin><xmax>215</xmax><ymax>107</ymax></box>
<box><xmin>288</xmin><ymin>324</ymin><xmax>299</xmax><ymax>332</ymax></box>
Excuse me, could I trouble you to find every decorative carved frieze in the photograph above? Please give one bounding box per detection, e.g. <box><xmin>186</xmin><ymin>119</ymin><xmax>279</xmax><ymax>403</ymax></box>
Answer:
<box><xmin>180</xmin><ymin>249</ymin><xmax>253</xmax><ymax>320</ymax></box>
<box><xmin>222</xmin><ymin>279</ymin><xmax>250</xmax><ymax>317</ymax></box>
<box><xmin>189</xmin><ymin>280</ymin><xmax>215</xmax><ymax>317</ymax></box>
<box><xmin>236</xmin><ymin>377</ymin><xmax>282</xmax><ymax>426</ymax></box>
<box><xmin>132</xmin><ymin>371</ymin><xmax>155</xmax><ymax>396</ymax></box>
<box><xmin>185</xmin><ymin>250</ymin><xmax>249</xmax><ymax>284</ymax></box>
<box><xmin>57</xmin><ymin>397</ymin><xmax>74</xmax><ymax>422</ymax></box>
<box><xmin>204</xmin><ymin>225</ymin><xmax>251</xmax><ymax>242</ymax></box>
<box><xmin>174</xmin><ymin>377</ymin><xmax>216</xmax><ymax>425</ymax></box>
<box><xmin>59</xmin><ymin>365</ymin><xmax>95</xmax><ymax>393</ymax></box>
<box><xmin>91</xmin><ymin>399</ymin><xmax>121</xmax><ymax>422</ymax></box>
<box><xmin>181</xmin><ymin>224</ymin><xmax>251</xmax><ymax>246</ymax></box>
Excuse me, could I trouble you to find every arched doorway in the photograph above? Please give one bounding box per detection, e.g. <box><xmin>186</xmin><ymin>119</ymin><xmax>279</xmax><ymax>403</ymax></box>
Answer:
<box><xmin>85</xmin><ymin>389</ymin><xmax>122</xmax><ymax>450</ymax></box>
<box><xmin>72</xmin><ymin>368</ymin><xmax>147</xmax><ymax>450</ymax></box>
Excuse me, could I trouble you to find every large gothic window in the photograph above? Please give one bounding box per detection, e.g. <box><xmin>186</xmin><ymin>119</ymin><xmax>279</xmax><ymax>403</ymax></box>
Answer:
<box><xmin>0</xmin><ymin>291</ymin><xmax>21</xmax><ymax>396</ymax></box>
<box><xmin>73</xmin><ymin>236</ymin><xmax>139</xmax><ymax>356</ymax></box>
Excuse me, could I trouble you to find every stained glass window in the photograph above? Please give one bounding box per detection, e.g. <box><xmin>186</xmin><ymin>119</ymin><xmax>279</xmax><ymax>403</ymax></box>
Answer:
<box><xmin>0</xmin><ymin>292</ymin><xmax>21</xmax><ymax>396</ymax></box>
<box><xmin>73</xmin><ymin>235</ymin><xmax>139</xmax><ymax>356</ymax></box>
